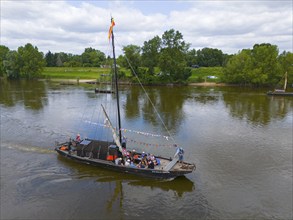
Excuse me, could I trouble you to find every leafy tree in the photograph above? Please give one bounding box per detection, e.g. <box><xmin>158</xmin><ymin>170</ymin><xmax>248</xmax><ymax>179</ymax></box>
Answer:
<box><xmin>277</xmin><ymin>51</ymin><xmax>293</xmax><ymax>86</ymax></box>
<box><xmin>64</xmin><ymin>54</ymin><xmax>82</xmax><ymax>67</ymax></box>
<box><xmin>186</xmin><ymin>49</ymin><xmax>198</xmax><ymax>67</ymax></box>
<box><xmin>0</xmin><ymin>45</ymin><xmax>10</xmax><ymax>76</ymax></box>
<box><xmin>141</xmin><ymin>36</ymin><xmax>161</xmax><ymax>75</ymax></box>
<box><xmin>17</xmin><ymin>43</ymin><xmax>46</xmax><ymax>78</ymax></box>
<box><xmin>224</xmin><ymin>43</ymin><xmax>282</xmax><ymax>86</ymax></box>
<box><xmin>122</xmin><ymin>45</ymin><xmax>141</xmax><ymax>76</ymax></box>
<box><xmin>3</xmin><ymin>50</ymin><xmax>21</xmax><ymax>79</ymax></box>
<box><xmin>250</xmin><ymin>43</ymin><xmax>279</xmax><ymax>86</ymax></box>
<box><xmin>197</xmin><ymin>48</ymin><xmax>225</xmax><ymax>67</ymax></box>
<box><xmin>158</xmin><ymin>29</ymin><xmax>190</xmax><ymax>82</ymax></box>
<box><xmin>81</xmin><ymin>47</ymin><xmax>106</xmax><ymax>67</ymax></box>
<box><xmin>223</xmin><ymin>49</ymin><xmax>254</xmax><ymax>85</ymax></box>
<box><xmin>45</xmin><ymin>51</ymin><xmax>56</xmax><ymax>67</ymax></box>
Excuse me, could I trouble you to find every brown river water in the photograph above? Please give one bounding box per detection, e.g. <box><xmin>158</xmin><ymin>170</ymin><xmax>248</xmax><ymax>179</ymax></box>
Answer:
<box><xmin>0</xmin><ymin>80</ymin><xmax>292</xmax><ymax>220</ymax></box>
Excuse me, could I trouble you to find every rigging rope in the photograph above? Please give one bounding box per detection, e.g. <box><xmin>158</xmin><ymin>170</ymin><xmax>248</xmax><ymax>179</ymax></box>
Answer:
<box><xmin>114</xmin><ymin>35</ymin><xmax>177</xmax><ymax>145</ymax></box>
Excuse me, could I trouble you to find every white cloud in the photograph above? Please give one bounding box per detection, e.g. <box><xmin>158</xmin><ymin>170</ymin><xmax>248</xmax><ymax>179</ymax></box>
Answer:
<box><xmin>1</xmin><ymin>0</ymin><xmax>292</xmax><ymax>56</ymax></box>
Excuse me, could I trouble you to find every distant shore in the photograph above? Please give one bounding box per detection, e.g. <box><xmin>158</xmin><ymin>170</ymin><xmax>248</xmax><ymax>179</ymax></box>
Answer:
<box><xmin>41</xmin><ymin>78</ymin><xmax>233</xmax><ymax>87</ymax></box>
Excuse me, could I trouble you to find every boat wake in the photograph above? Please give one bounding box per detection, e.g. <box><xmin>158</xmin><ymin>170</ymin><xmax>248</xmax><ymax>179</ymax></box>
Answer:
<box><xmin>1</xmin><ymin>142</ymin><xmax>55</xmax><ymax>154</ymax></box>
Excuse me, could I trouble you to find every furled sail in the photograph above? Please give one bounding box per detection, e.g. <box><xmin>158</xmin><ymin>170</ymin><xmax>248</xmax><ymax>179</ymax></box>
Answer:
<box><xmin>101</xmin><ymin>104</ymin><xmax>123</xmax><ymax>154</ymax></box>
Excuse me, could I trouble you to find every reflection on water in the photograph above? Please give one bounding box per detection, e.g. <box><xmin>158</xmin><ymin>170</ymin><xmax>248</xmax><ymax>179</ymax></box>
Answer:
<box><xmin>1</xmin><ymin>80</ymin><xmax>292</xmax><ymax>219</ymax></box>
<box><xmin>57</xmin><ymin>155</ymin><xmax>195</xmax><ymax>198</ymax></box>
<box><xmin>0</xmin><ymin>79</ymin><xmax>48</xmax><ymax>110</ymax></box>
<box><xmin>222</xmin><ymin>87</ymin><xmax>293</xmax><ymax>125</ymax></box>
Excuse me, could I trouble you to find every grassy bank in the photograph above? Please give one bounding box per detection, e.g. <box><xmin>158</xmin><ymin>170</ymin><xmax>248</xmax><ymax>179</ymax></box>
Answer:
<box><xmin>188</xmin><ymin>67</ymin><xmax>223</xmax><ymax>83</ymax></box>
<box><xmin>42</xmin><ymin>67</ymin><xmax>111</xmax><ymax>80</ymax></box>
<box><xmin>41</xmin><ymin>66</ymin><xmax>224</xmax><ymax>83</ymax></box>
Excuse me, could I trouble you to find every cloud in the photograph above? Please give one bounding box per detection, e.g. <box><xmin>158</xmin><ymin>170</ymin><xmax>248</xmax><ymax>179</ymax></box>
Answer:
<box><xmin>1</xmin><ymin>0</ymin><xmax>292</xmax><ymax>56</ymax></box>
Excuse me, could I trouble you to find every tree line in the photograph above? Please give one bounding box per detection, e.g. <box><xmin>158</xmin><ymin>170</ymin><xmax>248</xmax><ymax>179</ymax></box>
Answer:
<box><xmin>0</xmin><ymin>28</ymin><xmax>292</xmax><ymax>86</ymax></box>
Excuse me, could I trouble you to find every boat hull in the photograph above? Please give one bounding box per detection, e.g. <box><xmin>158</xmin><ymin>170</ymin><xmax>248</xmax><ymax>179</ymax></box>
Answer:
<box><xmin>267</xmin><ymin>91</ymin><xmax>293</xmax><ymax>96</ymax></box>
<box><xmin>55</xmin><ymin>145</ymin><xmax>195</xmax><ymax>179</ymax></box>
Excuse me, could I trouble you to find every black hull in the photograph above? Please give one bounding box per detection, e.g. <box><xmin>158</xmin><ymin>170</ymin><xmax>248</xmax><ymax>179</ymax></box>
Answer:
<box><xmin>95</xmin><ymin>88</ymin><xmax>114</xmax><ymax>94</ymax></box>
<box><xmin>55</xmin><ymin>147</ymin><xmax>194</xmax><ymax>179</ymax></box>
<box><xmin>267</xmin><ymin>91</ymin><xmax>293</xmax><ymax>96</ymax></box>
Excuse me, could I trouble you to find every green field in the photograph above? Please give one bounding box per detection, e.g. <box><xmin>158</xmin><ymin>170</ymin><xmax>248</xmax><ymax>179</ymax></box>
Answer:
<box><xmin>42</xmin><ymin>67</ymin><xmax>111</xmax><ymax>79</ymax></box>
<box><xmin>188</xmin><ymin>67</ymin><xmax>223</xmax><ymax>83</ymax></box>
<box><xmin>42</xmin><ymin>66</ymin><xmax>224</xmax><ymax>83</ymax></box>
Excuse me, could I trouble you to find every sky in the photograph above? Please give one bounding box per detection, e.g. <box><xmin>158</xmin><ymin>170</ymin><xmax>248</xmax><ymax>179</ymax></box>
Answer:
<box><xmin>1</xmin><ymin>0</ymin><xmax>292</xmax><ymax>56</ymax></box>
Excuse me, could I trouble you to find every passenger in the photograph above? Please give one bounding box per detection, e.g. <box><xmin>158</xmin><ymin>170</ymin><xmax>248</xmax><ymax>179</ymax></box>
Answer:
<box><xmin>137</xmin><ymin>161</ymin><xmax>145</xmax><ymax>168</ymax></box>
<box><xmin>148</xmin><ymin>160</ymin><xmax>154</xmax><ymax>169</ymax></box>
<box><xmin>155</xmin><ymin>158</ymin><xmax>161</xmax><ymax>165</ymax></box>
<box><xmin>141</xmin><ymin>151</ymin><xmax>146</xmax><ymax>158</ymax></box>
<box><xmin>76</xmin><ymin>134</ymin><xmax>81</xmax><ymax>143</ymax></box>
<box><xmin>115</xmin><ymin>157</ymin><xmax>122</xmax><ymax>165</ymax></box>
<box><xmin>129</xmin><ymin>161</ymin><xmax>136</xmax><ymax>168</ymax></box>
<box><xmin>129</xmin><ymin>149</ymin><xmax>137</xmax><ymax>160</ymax></box>
<box><xmin>125</xmin><ymin>159</ymin><xmax>131</xmax><ymax>166</ymax></box>
<box><xmin>141</xmin><ymin>155</ymin><xmax>148</xmax><ymax>168</ymax></box>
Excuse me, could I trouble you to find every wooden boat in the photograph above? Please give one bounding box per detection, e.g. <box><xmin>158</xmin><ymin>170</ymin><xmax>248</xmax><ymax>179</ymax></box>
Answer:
<box><xmin>94</xmin><ymin>88</ymin><xmax>114</xmax><ymax>94</ymax></box>
<box><xmin>55</xmin><ymin>18</ymin><xmax>196</xmax><ymax>179</ymax></box>
<box><xmin>267</xmin><ymin>72</ymin><xmax>293</xmax><ymax>96</ymax></box>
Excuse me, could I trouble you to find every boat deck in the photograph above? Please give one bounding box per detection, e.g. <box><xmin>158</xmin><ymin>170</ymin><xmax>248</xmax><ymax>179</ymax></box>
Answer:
<box><xmin>63</xmin><ymin>149</ymin><xmax>193</xmax><ymax>172</ymax></box>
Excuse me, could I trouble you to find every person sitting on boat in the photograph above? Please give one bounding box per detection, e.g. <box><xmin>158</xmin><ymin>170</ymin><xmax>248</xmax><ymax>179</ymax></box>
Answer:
<box><xmin>155</xmin><ymin>157</ymin><xmax>161</xmax><ymax>166</ymax></box>
<box><xmin>141</xmin><ymin>151</ymin><xmax>146</xmax><ymax>158</ymax></box>
<box><xmin>141</xmin><ymin>155</ymin><xmax>148</xmax><ymax>168</ymax></box>
<box><xmin>115</xmin><ymin>157</ymin><xmax>122</xmax><ymax>165</ymax></box>
<box><xmin>125</xmin><ymin>159</ymin><xmax>131</xmax><ymax>166</ymax></box>
<box><xmin>129</xmin><ymin>161</ymin><xmax>136</xmax><ymax>168</ymax></box>
<box><xmin>130</xmin><ymin>149</ymin><xmax>136</xmax><ymax>160</ymax></box>
<box><xmin>76</xmin><ymin>134</ymin><xmax>81</xmax><ymax>143</ymax></box>
<box><xmin>147</xmin><ymin>159</ymin><xmax>155</xmax><ymax>169</ymax></box>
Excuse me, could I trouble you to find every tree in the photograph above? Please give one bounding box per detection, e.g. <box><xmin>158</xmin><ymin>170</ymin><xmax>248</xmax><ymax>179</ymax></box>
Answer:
<box><xmin>17</xmin><ymin>43</ymin><xmax>45</xmax><ymax>78</ymax></box>
<box><xmin>224</xmin><ymin>43</ymin><xmax>282</xmax><ymax>86</ymax></box>
<box><xmin>277</xmin><ymin>51</ymin><xmax>293</xmax><ymax>86</ymax></box>
<box><xmin>250</xmin><ymin>43</ymin><xmax>279</xmax><ymax>86</ymax></box>
<box><xmin>81</xmin><ymin>47</ymin><xmax>106</xmax><ymax>67</ymax></box>
<box><xmin>223</xmin><ymin>49</ymin><xmax>254</xmax><ymax>85</ymax></box>
<box><xmin>0</xmin><ymin>45</ymin><xmax>10</xmax><ymax>76</ymax></box>
<box><xmin>122</xmin><ymin>45</ymin><xmax>141</xmax><ymax>76</ymax></box>
<box><xmin>141</xmin><ymin>36</ymin><xmax>161</xmax><ymax>75</ymax></box>
<box><xmin>197</xmin><ymin>48</ymin><xmax>225</xmax><ymax>67</ymax></box>
<box><xmin>186</xmin><ymin>49</ymin><xmax>198</xmax><ymax>67</ymax></box>
<box><xmin>45</xmin><ymin>51</ymin><xmax>56</xmax><ymax>67</ymax></box>
<box><xmin>158</xmin><ymin>29</ymin><xmax>190</xmax><ymax>82</ymax></box>
<box><xmin>3</xmin><ymin>50</ymin><xmax>21</xmax><ymax>79</ymax></box>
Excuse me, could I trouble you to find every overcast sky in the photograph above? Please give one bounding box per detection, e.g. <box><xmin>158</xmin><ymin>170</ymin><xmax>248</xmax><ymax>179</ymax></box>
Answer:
<box><xmin>1</xmin><ymin>0</ymin><xmax>292</xmax><ymax>56</ymax></box>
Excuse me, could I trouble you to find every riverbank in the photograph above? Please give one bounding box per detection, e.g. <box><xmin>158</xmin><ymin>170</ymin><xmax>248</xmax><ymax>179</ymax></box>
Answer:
<box><xmin>42</xmin><ymin>78</ymin><xmax>231</xmax><ymax>87</ymax></box>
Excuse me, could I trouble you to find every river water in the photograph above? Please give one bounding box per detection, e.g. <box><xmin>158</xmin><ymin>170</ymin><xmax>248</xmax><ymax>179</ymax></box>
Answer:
<box><xmin>0</xmin><ymin>80</ymin><xmax>292</xmax><ymax>220</ymax></box>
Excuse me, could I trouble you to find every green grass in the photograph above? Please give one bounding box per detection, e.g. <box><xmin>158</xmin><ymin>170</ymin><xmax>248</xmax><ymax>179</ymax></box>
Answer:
<box><xmin>188</xmin><ymin>67</ymin><xmax>224</xmax><ymax>83</ymax></box>
<box><xmin>42</xmin><ymin>66</ymin><xmax>224</xmax><ymax>83</ymax></box>
<box><xmin>41</xmin><ymin>67</ymin><xmax>111</xmax><ymax>79</ymax></box>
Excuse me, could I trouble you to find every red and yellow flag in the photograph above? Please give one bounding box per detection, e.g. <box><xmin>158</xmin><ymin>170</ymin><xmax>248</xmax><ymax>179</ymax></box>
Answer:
<box><xmin>108</xmin><ymin>17</ymin><xmax>115</xmax><ymax>40</ymax></box>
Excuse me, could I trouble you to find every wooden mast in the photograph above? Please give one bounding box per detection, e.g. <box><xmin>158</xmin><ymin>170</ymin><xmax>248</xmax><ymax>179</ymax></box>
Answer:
<box><xmin>110</xmin><ymin>19</ymin><xmax>122</xmax><ymax>144</ymax></box>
